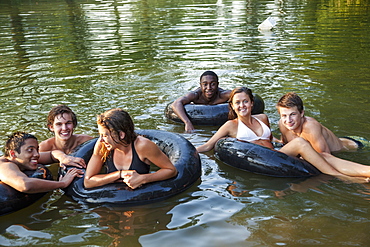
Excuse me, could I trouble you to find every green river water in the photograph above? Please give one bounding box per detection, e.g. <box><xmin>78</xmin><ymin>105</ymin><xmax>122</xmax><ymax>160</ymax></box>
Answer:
<box><xmin>0</xmin><ymin>0</ymin><xmax>370</xmax><ymax>246</ymax></box>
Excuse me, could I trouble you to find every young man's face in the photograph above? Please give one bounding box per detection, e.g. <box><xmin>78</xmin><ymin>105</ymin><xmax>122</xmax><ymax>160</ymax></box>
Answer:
<box><xmin>13</xmin><ymin>138</ymin><xmax>39</xmax><ymax>171</ymax></box>
<box><xmin>50</xmin><ymin>113</ymin><xmax>75</xmax><ymax>141</ymax></box>
<box><xmin>278</xmin><ymin>106</ymin><xmax>304</xmax><ymax>131</ymax></box>
<box><xmin>200</xmin><ymin>75</ymin><xmax>218</xmax><ymax>100</ymax></box>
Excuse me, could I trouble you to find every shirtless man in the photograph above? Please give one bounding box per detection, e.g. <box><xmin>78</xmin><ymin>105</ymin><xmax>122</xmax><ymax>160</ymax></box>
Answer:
<box><xmin>39</xmin><ymin>105</ymin><xmax>93</xmax><ymax>168</ymax></box>
<box><xmin>172</xmin><ymin>71</ymin><xmax>231</xmax><ymax>132</ymax></box>
<box><xmin>0</xmin><ymin>131</ymin><xmax>83</xmax><ymax>193</ymax></box>
<box><xmin>277</xmin><ymin>92</ymin><xmax>368</xmax><ymax>153</ymax></box>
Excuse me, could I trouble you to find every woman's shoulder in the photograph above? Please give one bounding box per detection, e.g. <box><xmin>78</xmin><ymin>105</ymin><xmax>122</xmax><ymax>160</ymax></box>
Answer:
<box><xmin>218</xmin><ymin>119</ymin><xmax>238</xmax><ymax>137</ymax></box>
<box><xmin>220</xmin><ymin>119</ymin><xmax>237</xmax><ymax>128</ymax></box>
<box><xmin>135</xmin><ymin>135</ymin><xmax>155</xmax><ymax>149</ymax></box>
<box><xmin>219</xmin><ymin>88</ymin><xmax>231</xmax><ymax>99</ymax></box>
<box><xmin>253</xmin><ymin>113</ymin><xmax>269</xmax><ymax>122</ymax></box>
<box><xmin>225</xmin><ymin>119</ymin><xmax>238</xmax><ymax>127</ymax></box>
<box><xmin>134</xmin><ymin>136</ymin><xmax>160</xmax><ymax>157</ymax></box>
<box><xmin>252</xmin><ymin>114</ymin><xmax>271</xmax><ymax>127</ymax></box>
<box><xmin>253</xmin><ymin>113</ymin><xmax>268</xmax><ymax>119</ymax></box>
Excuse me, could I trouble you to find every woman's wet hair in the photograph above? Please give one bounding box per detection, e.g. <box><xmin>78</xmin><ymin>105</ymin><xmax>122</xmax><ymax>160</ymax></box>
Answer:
<box><xmin>228</xmin><ymin>87</ymin><xmax>254</xmax><ymax>120</ymax></box>
<box><xmin>97</xmin><ymin>108</ymin><xmax>137</xmax><ymax>161</ymax></box>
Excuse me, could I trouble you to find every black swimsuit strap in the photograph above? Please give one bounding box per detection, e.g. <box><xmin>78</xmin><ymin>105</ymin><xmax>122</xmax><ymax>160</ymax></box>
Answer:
<box><xmin>105</xmin><ymin>142</ymin><xmax>149</xmax><ymax>174</ymax></box>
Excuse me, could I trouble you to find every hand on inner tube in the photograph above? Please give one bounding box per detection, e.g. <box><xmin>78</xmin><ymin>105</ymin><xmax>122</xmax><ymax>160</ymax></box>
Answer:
<box><xmin>59</xmin><ymin>156</ymin><xmax>87</xmax><ymax>169</ymax></box>
<box><xmin>121</xmin><ymin>170</ymin><xmax>144</xmax><ymax>189</ymax></box>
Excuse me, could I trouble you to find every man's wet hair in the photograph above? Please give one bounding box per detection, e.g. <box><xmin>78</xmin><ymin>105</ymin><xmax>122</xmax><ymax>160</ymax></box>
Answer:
<box><xmin>276</xmin><ymin>92</ymin><xmax>304</xmax><ymax>113</ymax></box>
<box><xmin>4</xmin><ymin>131</ymin><xmax>37</xmax><ymax>156</ymax></box>
<box><xmin>200</xmin><ymin>71</ymin><xmax>218</xmax><ymax>82</ymax></box>
<box><xmin>46</xmin><ymin>104</ymin><xmax>78</xmax><ymax>131</ymax></box>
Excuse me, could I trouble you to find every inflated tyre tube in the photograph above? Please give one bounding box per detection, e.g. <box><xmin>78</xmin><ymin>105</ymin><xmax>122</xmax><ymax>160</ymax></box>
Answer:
<box><xmin>214</xmin><ymin>138</ymin><xmax>321</xmax><ymax>178</ymax></box>
<box><xmin>165</xmin><ymin>94</ymin><xmax>265</xmax><ymax>126</ymax></box>
<box><xmin>62</xmin><ymin>129</ymin><xmax>201</xmax><ymax>205</ymax></box>
<box><xmin>0</xmin><ymin>165</ymin><xmax>53</xmax><ymax>216</ymax></box>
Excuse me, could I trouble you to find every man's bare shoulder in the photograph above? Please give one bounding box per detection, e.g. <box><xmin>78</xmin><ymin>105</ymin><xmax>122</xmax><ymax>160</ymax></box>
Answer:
<box><xmin>304</xmin><ymin>116</ymin><xmax>321</xmax><ymax>124</ymax></box>
<box><xmin>197</xmin><ymin>88</ymin><xmax>230</xmax><ymax>104</ymax></box>
<box><xmin>0</xmin><ymin>157</ymin><xmax>11</xmax><ymax>166</ymax></box>
<box><xmin>219</xmin><ymin>87</ymin><xmax>231</xmax><ymax>95</ymax></box>
<box><xmin>301</xmin><ymin>116</ymin><xmax>323</xmax><ymax>133</ymax></box>
<box><xmin>174</xmin><ymin>88</ymin><xmax>201</xmax><ymax>104</ymax></box>
<box><xmin>0</xmin><ymin>156</ymin><xmax>7</xmax><ymax>161</ymax></box>
<box><xmin>39</xmin><ymin>138</ymin><xmax>56</xmax><ymax>152</ymax></box>
<box><xmin>185</xmin><ymin>88</ymin><xmax>202</xmax><ymax>103</ymax></box>
<box><xmin>0</xmin><ymin>159</ymin><xmax>21</xmax><ymax>177</ymax></box>
<box><xmin>300</xmin><ymin>116</ymin><xmax>336</xmax><ymax>147</ymax></box>
<box><xmin>75</xmin><ymin>134</ymin><xmax>94</xmax><ymax>145</ymax></box>
<box><xmin>219</xmin><ymin>88</ymin><xmax>231</xmax><ymax>101</ymax></box>
<box><xmin>303</xmin><ymin>116</ymin><xmax>337</xmax><ymax>137</ymax></box>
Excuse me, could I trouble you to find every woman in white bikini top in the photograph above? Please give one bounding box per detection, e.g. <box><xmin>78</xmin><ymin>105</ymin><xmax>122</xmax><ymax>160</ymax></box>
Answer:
<box><xmin>236</xmin><ymin>117</ymin><xmax>271</xmax><ymax>142</ymax></box>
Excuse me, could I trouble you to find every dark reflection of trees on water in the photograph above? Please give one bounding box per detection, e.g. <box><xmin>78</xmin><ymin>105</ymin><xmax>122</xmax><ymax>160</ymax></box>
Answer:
<box><xmin>9</xmin><ymin>5</ymin><xmax>30</xmax><ymax>72</ymax></box>
<box><xmin>64</xmin><ymin>0</ymin><xmax>92</xmax><ymax>70</ymax></box>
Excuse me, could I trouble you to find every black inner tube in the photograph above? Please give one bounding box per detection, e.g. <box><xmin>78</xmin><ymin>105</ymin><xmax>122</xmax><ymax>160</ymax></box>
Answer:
<box><xmin>0</xmin><ymin>165</ymin><xmax>53</xmax><ymax>216</ymax></box>
<box><xmin>215</xmin><ymin>138</ymin><xmax>321</xmax><ymax>178</ymax></box>
<box><xmin>165</xmin><ymin>93</ymin><xmax>265</xmax><ymax>126</ymax></box>
<box><xmin>62</xmin><ymin>129</ymin><xmax>201</xmax><ymax>205</ymax></box>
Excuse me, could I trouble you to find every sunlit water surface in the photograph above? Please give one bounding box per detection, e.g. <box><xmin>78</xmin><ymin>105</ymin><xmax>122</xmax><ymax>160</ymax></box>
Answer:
<box><xmin>0</xmin><ymin>0</ymin><xmax>370</xmax><ymax>246</ymax></box>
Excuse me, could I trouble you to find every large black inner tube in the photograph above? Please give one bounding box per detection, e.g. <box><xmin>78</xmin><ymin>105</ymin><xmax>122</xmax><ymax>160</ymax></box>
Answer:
<box><xmin>62</xmin><ymin>129</ymin><xmax>201</xmax><ymax>205</ymax></box>
<box><xmin>0</xmin><ymin>165</ymin><xmax>53</xmax><ymax>216</ymax></box>
<box><xmin>165</xmin><ymin>93</ymin><xmax>265</xmax><ymax>126</ymax></box>
<box><xmin>214</xmin><ymin>138</ymin><xmax>321</xmax><ymax>178</ymax></box>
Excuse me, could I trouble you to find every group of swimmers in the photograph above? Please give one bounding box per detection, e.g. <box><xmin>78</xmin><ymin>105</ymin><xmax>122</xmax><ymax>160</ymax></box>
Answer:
<box><xmin>174</xmin><ymin>71</ymin><xmax>370</xmax><ymax>182</ymax></box>
<box><xmin>1</xmin><ymin>70</ymin><xmax>370</xmax><ymax>198</ymax></box>
<box><xmin>0</xmin><ymin>107</ymin><xmax>177</xmax><ymax>194</ymax></box>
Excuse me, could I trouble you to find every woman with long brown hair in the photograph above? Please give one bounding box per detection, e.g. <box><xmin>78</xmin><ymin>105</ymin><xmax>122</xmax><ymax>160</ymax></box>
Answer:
<box><xmin>84</xmin><ymin>108</ymin><xmax>177</xmax><ymax>189</ymax></box>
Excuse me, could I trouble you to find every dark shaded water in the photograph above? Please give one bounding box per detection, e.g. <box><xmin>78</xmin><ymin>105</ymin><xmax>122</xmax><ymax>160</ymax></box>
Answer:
<box><xmin>0</xmin><ymin>0</ymin><xmax>370</xmax><ymax>246</ymax></box>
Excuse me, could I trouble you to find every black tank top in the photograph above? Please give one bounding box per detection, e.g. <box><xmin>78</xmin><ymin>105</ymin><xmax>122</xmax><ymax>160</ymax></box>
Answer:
<box><xmin>105</xmin><ymin>142</ymin><xmax>150</xmax><ymax>174</ymax></box>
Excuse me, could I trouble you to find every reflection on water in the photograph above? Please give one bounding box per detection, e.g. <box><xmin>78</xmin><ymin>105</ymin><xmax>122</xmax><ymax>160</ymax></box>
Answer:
<box><xmin>273</xmin><ymin>174</ymin><xmax>334</xmax><ymax>198</ymax></box>
<box><xmin>1</xmin><ymin>0</ymin><xmax>370</xmax><ymax>246</ymax></box>
<box><xmin>93</xmin><ymin>203</ymin><xmax>174</xmax><ymax>246</ymax></box>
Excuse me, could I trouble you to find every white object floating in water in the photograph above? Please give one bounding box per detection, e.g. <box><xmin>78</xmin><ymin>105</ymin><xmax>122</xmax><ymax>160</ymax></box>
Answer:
<box><xmin>258</xmin><ymin>17</ymin><xmax>276</xmax><ymax>30</ymax></box>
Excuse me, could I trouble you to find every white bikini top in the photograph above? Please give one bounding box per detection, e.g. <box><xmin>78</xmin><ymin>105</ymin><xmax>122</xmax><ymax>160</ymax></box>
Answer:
<box><xmin>236</xmin><ymin>117</ymin><xmax>271</xmax><ymax>142</ymax></box>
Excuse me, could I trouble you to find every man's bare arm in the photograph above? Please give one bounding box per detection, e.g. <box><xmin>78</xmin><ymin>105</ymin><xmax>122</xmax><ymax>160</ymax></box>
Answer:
<box><xmin>172</xmin><ymin>91</ymin><xmax>199</xmax><ymax>132</ymax></box>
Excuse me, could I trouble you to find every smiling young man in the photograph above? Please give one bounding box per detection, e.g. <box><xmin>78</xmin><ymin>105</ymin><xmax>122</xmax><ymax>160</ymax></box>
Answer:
<box><xmin>39</xmin><ymin>105</ymin><xmax>93</xmax><ymax>168</ymax></box>
<box><xmin>172</xmin><ymin>71</ymin><xmax>231</xmax><ymax>132</ymax></box>
<box><xmin>277</xmin><ymin>92</ymin><xmax>369</xmax><ymax>153</ymax></box>
<box><xmin>0</xmin><ymin>131</ymin><xmax>83</xmax><ymax>193</ymax></box>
